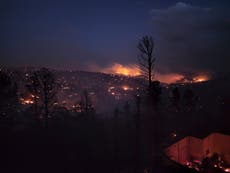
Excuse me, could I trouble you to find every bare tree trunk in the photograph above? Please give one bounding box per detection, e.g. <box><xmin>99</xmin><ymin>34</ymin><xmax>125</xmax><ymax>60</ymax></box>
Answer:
<box><xmin>148</xmin><ymin>62</ymin><xmax>152</xmax><ymax>93</ymax></box>
<box><xmin>44</xmin><ymin>100</ymin><xmax>48</xmax><ymax>128</ymax></box>
<box><xmin>113</xmin><ymin>108</ymin><xmax>120</xmax><ymax>173</ymax></box>
<box><xmin>33</xmin><ymin>88</ymin><xmax>38</xmax><ymax>119</ymax></box>
<box><xmin>135</xmin><ymin>95</ymin><xmax>141</xmax><ymax>173</ymax></box>
<box><xmin>44</xmin><ymin>85</ymin><xmax>48</xmax><ymax>128</ymax></box>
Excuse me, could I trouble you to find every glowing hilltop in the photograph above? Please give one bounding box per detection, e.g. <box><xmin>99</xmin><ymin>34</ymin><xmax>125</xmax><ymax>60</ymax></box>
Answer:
<box><xmin>100</xmin><ymin>63</ymin><xmax>211</xmax><ymax>84</ymax></box>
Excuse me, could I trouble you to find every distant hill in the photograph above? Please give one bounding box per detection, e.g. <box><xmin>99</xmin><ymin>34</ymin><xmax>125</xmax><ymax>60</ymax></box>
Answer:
<box><xmin>7</xmin><ymin>66</ymin><xmax>230</xmax><ymax>117</ymax></box>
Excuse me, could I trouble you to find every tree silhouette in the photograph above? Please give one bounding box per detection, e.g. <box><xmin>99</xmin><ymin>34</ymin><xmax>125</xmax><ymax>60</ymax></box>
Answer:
<box><xmin>26</xmin><ymin>71</ymin><xmax>40</xmax><ymax>117</ymax></box>
<box><xmin>29</xmin><ymin>68</ymin><xmax>58</xmax><ymax>127</ymax></box>
<box><xmin>123</xmin><ymin>101</ymin><xmax>130</xmax><ymax>115</ymax></box>
<box><xmin>183</xmin><ymin>89</ymin><xmax>197</xmax><ymax>112</ymax></box>
<box><xmin>137</xmin><ymin>37</ymin><xmax>162</xmax><ymax>172</ymax></box>
<box><xmin>134</xmin><ymin>94</ymin><xmax>141</xmax><ymax>173</ymax></box>
<box><xmin>137</xmin><ymin>36</ymin><xmax>155</xmax><ymax>93</ymax></box>
<box><xmin>0</xmin><ymin>69</ymin><xmax>18</xmax><ymax>120</ymax></box>
<box><xmin>150</xmin><ymin>80</ymin><xmax>162</xmax><ymax>108</ymax></box>
<box><xmin>113</xmin><ymin>107</ymin><xmax>120</xmax><ymax>173</ymax></box>
<box><xmin>137</xmin><ymin>36</ymin><xmax>162</xmax><ymax>107</ymax></box>
<box><xmin>80</xmin><ymin>90</ymin><xmax>94</xmax><ymax>115</ymax></box>
<box><xmin>171</xmin><ymin>87</ymin><xmax>181</xmax><ymax>112</ymax></box>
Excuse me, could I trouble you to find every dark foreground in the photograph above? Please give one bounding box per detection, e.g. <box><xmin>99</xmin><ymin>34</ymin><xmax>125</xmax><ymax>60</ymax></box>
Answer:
<box><xmin>1</xmin><ymin>125</ymin><xmax>199</xmax><ymax>173</ymax></box>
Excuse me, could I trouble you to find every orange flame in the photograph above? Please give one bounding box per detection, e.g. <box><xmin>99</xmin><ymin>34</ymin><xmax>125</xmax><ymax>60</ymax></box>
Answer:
<box><xmin>192</xmin><ymin>75</ymin><xmax>209</xmax><ymax>83</ymax></box>
<box><xmin>155</xmin><ymin>73</ymin><xmax>184</xmax><ymax>84</ymax></box>
<box><xmin>99</xmin><ymin>63</ymin><xmax>211</xmax><ymax>84</ymax></box>
<box><xmin>101</xmin><ymin>63</ymin><xmax>141</xmax><ymax>76</ymax></box>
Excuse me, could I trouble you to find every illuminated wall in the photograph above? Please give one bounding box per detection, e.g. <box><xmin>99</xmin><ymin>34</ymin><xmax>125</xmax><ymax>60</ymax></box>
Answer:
<box><xmin>165</xmin><ymin>136</ymin><xmax>203</xmax><ymax>165</ymax></box>
<box><xmin>202</xmin><ymin>133</ymin><xmax>230</xmax><ymax>163</ymax></box>
<box><xmin>165</xmin><ymin>133</ymin><xmax>230</xmax><ymax>165</ymax></box>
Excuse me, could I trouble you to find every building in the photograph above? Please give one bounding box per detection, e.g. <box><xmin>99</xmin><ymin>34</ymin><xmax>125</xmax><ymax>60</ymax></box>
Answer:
<box><xmin>202</xmin><ymin>133</ymin><xmax>230</xmax><ymax>163</ymax></box>
<box><xmin>165</xmin><ymin>133</ymin><xmax>230</xmax><ymax>166</ymax></box>
<box><xmin>165</xmin><ymin>136</ymin><xmax>203</xmax><ymax>165</ymax></box>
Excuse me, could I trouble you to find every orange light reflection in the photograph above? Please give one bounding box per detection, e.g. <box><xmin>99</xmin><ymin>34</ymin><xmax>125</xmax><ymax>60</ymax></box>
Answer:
<box><xmin>101</xmin><ymin>63</ymin><xmax>140</xmax><ymax>77</ymax></box>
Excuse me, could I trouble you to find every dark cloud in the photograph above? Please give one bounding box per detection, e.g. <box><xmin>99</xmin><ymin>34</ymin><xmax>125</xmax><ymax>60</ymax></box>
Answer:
<box><xmin>1</xmin><ymin>0</ymin><xmax>230</xmax><ymax>76</ymax></box>
<box><xmin>151</xmin><ymin>2</ymin><xmax>230</xmax><ymax>74</ymax></box>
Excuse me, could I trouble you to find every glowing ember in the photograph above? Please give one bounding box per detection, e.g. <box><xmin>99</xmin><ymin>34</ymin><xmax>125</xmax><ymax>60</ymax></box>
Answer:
<box><xmin>122</xmin><ymin>85</ymin><xmax>133</xmax><ymax>91</ymax></box>
<box><xmin>225</xmin><ymin>168</ymin><xmax>230</xmax><ymax>172</ymax></box>
<box><xmin>123</xmin><ymin>86</ymin><xmax>128</xmax><ymax>91</ymax></box>
<box><xmin>20</xmin><ymin>98</ymin><xmax>34</xmax><ymax>105</ymax></box>
<box><xmin>171</xmin><ymin>132</ymin><xmax>177</xmax><ymax>138</ymax></box>
<box><xmin>193</xmin><ymin>75</ymin><xmax>209</xmax><ymax>83</ymax></box>
<box><xmin>20</xmin><ymin>94</ymin><xmax>38</xmax><ymax>105</ymax></box>
<box><xmin>25</xmin><ymin>100</ymin><xmax>34</xmax><ymax>104</ymax></box>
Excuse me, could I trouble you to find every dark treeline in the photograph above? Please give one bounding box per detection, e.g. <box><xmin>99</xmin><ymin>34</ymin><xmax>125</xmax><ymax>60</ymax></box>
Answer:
<box><xmin>0</xmin><ymin>57</ymin><xmax>229</xmax><ymax>173</ymax></box>
<box><xmin>0</xmin><ymin>67</ymin><xmax>137</xmax><ymax>173</ymax></box>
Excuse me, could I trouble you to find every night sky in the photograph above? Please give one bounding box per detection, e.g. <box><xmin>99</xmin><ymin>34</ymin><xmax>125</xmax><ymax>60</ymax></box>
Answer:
<box><xmin>1</xmin><ymin>0</ymin><xmax>230</xmax><ymax>74</ymax></box>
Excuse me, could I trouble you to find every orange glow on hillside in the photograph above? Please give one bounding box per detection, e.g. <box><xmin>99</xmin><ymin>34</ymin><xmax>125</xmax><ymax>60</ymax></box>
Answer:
<box><xmin>100</xmin><ymin>63</ymin><xmax>211</xmax><ymax>84</ymax></box>
<box><xmin>192</xmin><ymin>75</ymin><xmax>209</xmax><ymax>83</ymax></box>
<box><xmin>101</xmin><ymin>63</ymin><xmax>141</xmax><ymax>76</ymax></box>
<box><xmin>155</xmin><ymin>73</ymin><xmax>211</xmax><ymax>84</ymax></box>
<box><xmin>155</xmin><ymin>73</ymin><xmax>184</xmax><ymax>84</ymax></box>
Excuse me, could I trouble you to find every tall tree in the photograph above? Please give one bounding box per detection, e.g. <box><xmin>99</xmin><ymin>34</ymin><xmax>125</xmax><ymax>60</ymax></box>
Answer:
<box><xmin>113</xmin><ymin>107</ymin><xmax>120</xmax><ymax>173</ymax></box>
<box><xmin>150</xmin><ymin>80</ymin><xmax>162</xmax><ymax>108</ymax></box>
<box><xmin>138</xmin><ymin>36</ymin><xmax>155</xmax><ymax>92</ymax></box>
<box><xmin>0</xmin><ymin>69</ymin><xmax>18</xmax><ymax>119</ymax></box>
<box><xmin>183</xmin><ymin>88</ymin><xmax>196</xmax><ymax>112</ymax></box>
<box><xmin>171</xmin><ymin>87</ymin><xmax>181</xmax><ymax>112</ymax></box>
<box><xmin>81</xmin><ymin>90</ymin><xmax>94</xmax><ymax>115</ymax></box>
<box><xmin>26</xmin><ymin>72</ymin><xmax>40</xmax><ymax>117</ymax></box>
<box><xmin>137</xmin><ymin>37</ymin><xmax>162</xmax><ymax>172</ymax></box>
<box><xmin>134</xmin><ymin>94</ymin><xmax>141</xmax><ymax>173</ymax></box>
<box><xmin>29</xmin><ymin>68</ymin><xmax>58</xmax><ymax>127</ymax></box>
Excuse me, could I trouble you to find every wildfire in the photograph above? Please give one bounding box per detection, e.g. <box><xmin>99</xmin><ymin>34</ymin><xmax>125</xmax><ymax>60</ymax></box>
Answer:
<box><xmin>99</xmin><ymin>63</ymin><xmax>211</xmax><ymax>84</ymax></box>
<box><xmin>20</xmin><ymin>98</ymin><xmax>34</xmax><ymax>105</ymax></box>
<box><xmin>192</xmin><ymin>75</ymin><xmax>209</xmax><ymax>83</ymax></box>
<box><xmin>101</xmin><ymin>63</ymin><xmax>141</xmax><ymax>77</ymax></box>
<box><xmin>20</xmin><ymin>94</ymin><xmax>39</xmax><ymax>105</ymax></box>
<box><xmin>122</xmin><ymin>85</ymin><xmax>133</xmax><ymax>91</ymax></box>
<box><xmin>154</xmin><ymin>73</ymin><xmax>211</xmax><ymax>84</ymax></box>
<box><xmin>155</xmin><ymin>73</ymin><xmax>184</xmax><ymax>84</ymax></box>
